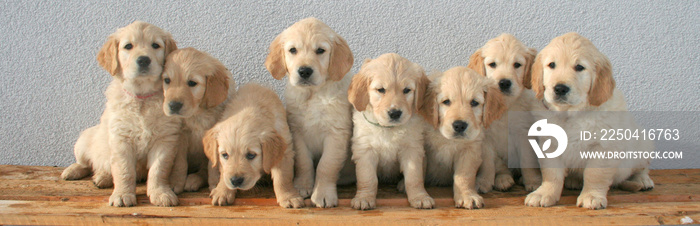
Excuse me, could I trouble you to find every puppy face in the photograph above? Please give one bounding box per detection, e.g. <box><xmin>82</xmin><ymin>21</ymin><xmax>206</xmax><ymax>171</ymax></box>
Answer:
<box><xmin>431</xmin><ymin>67</ymin><xmax>506</xmax><ymax>139</ymax></box>
<box><xmin>97</xmin><ymin>21</ymin><xmax>177</xmax><ymax>85</ymax></box>
<box><xmin>265</xmin><ymin>17</ymin><xmax>353</xmax><ymax>87</ymax></box>
<box><xmin>162</xmin><ymin>48</ymin><xmax>231</xmax><ymax>117</ymax></box>
<box><xmin>468</xmin><ymin>34</ymin><xmax>536</xmax><ymax>101</ymax></box>
<box><xmin>530</xmin><ymin>32</ymin><xmax>615</xmax><ymax>110</ymax></box>
<box><xmin>202</xmin><ymin>110</ymin><xmax>286</xmax><ymax>190</ymax></box>
<box><xmin>348</xmin><ymin>53</ymin><xmax>433</xmax><ymax>127</ymax></box>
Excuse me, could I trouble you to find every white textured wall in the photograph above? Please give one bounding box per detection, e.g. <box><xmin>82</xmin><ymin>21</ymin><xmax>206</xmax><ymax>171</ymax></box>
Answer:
<box><xmin>1</xmin><ymin>1</ymin><xmax>698</xmax><ymax>167</ymax></box>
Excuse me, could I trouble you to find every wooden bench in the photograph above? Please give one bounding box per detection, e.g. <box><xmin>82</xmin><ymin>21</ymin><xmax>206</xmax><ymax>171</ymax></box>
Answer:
<box><xmin>0</xmin><ymin>165</ymin><xmax>698</xmax><ymax>225</ymax></box>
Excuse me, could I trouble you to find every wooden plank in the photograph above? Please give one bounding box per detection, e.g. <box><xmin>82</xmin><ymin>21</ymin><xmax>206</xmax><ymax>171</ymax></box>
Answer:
<box><xmin>1</xmin><ymin>165</ymin><xmax>699</xmax><ymax>225</ymax></box>
<box><xmin>0</xmin><ymin>200</ymin><xmax>698</xmax><ymax>225</ymax></box>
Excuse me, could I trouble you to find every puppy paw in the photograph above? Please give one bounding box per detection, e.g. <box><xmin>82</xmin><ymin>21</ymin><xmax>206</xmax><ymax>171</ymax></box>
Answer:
<box><xmin>311</xmin><ymin>186</ymin><xmax>338</xmax><ymax>208</ymax></box>
<box><xmin>524</xmin><ymin>190</ymin><xmax>558</xmax><ymax>207</ymax></box>
<box><xmin>210</xmin><ymin>187</ymin><xmax>236</xmax><ymax>206</ymax></box>
<box><xmin>61</xmin><ymin>164</ymin><xmax>91</xmax><ymax>180</ymax></box>
<box><xmin>576</xmin><ymin>193</ymin><xmax>607</xmax><ymax>210</ymax></box>
<box><xmin>494</xmin><ymin>174</ymin><xmax>515</xmax><ymax>191</ymax></box>
<box><xmin>294</xmin><ymin>177</ymin><xmax>314</xmax><ymax>198</ymax></box>
<box><xmin>279</xmin><ymin>195</ymin><xmax>305</xmax><ymax>208</ymax></box>
<box><xmin>637</xmin><ymin>173</ymin><xmax>655</xmax><ymax>191</ymax></box>
<box><xmin>396</xmin><ymin>179</ymin><xmax>406</xmax><ymax>193</ymax></box>
<box><xmin>523</xmin><ymin>177</ymin><xmax>542</xmax><ymax>192</ymax></box>
<box><xmin>92</xmin><ymin>173</ymin><xmax>113</xmax><ymax>189</ymax></box>
<box><xmin>109</xmin><ymin>192</ymin><xmax>137</xmax><ymax>207</ymax></box>
<box><xmin>351</xmin><ymin>196</ymin><xmax>376</xmax><ymax>210</ymax></box>
<box><xmin>475</xmin><ymin>176</ymin><xmax>494</xmax><ymax>193</ymax></box>
<box><xmin>564</xmin><ymin>177</ymin><xmax>583</xmax><ymax>190</ymax></box>
<box><xmin>409</xmin><ymin>194</ymin><xmax>435</xmax><ymax>209</ymax></box>
<box><xmin>454</xmin><ymin>192</ymin><xmax>484</xmax><ymax>209</ymax></box>
<box><xmin>184</xmin><ymin>174</ymin><xmax>205</xmax><ymax>192</ymax></box>
<box><xmin>149</xmin><ymin>187</ymin><xmax>179</xmax><ymax>207</ymax></box>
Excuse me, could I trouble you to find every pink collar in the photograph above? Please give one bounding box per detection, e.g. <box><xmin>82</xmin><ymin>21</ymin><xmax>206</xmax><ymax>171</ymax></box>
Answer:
<box><xmin>123</xmin><ymin>89</ymin><xmax>161</xmax><ymax>99</ymax></box>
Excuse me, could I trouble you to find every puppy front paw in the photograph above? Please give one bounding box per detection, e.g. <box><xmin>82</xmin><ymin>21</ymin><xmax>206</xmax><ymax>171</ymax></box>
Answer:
<box><xmin>293</xmin><ymin>177</ymin><xmax>314</xmax><ymax>198</ymax></box>
<box><xmin>210</xmin><ymin>187</ymin><xmax>236</xmax><ymax>206</ymax></box>
<box><xmin>454</xmin><ymin>192</ymin><xmax>484</xmax><ymax>209</ymax></box>
<box><xmin>279</xmin><ymin>195</ymin><xmax>305</xmax><ymax>208</ymax></box>
<box><xmin>494</xmin><ymin>174</ymin><xmax>515</xmax><ymax>191</ymax></box>
<box><xmin>184</xmin><ymin>174</ymin><xmax>205</xmax><ymax>192</ymax></box>
<box><xmin>351</xmin><ymin>196</ymin><xmax>376</xmax><ymax>210</ymax></box>
<box><xmin>311</xmin><ymin>185</ymin><xmax>338</xmax><ymax>208</ymax></box>
<box><xmin>109</xmin><ymin>192</ymin><xmax>137</xmax><ymax>207</ymax></box>
<box><xmin>149</xmin><ymin>187</ymin><xmax>179</xmax><ymax>207</ymax></box>
<box><xmin>524</xmin><ymin>190</ymin><xmax>559</xmax><ymax>207</ymax></box>
<box><xmin>408</xmin><ymin>194</ymin><xmax>435</xmax><ymax>209</ymax></box>
<box><xmin>475</xmin><ymin>175</ymin><xmax>494</xmax><ymax>193</ymax></box>
<box><xmin>577</xmin><ymin>193</ymin><xmax>608</xmax><ymax>210</ymax></box>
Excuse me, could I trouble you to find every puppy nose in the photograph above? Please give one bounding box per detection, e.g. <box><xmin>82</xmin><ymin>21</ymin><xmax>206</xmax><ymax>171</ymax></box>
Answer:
<box><xmin>231</xmin><ymin>177</ymin><xmax>244</xmax><ymax>187</ymax></box>
<box><xmin>298</xmin><ymin>66</ymin><xmax>313</xmax><ymax>79</ymax></box>
<box><xmin>554</xmin><ymin>84</ymin><xmax>570</xmax><ymax>96</ymax></box>
<box><xmin>388</xmin><ymin>109</ymin><xmax>402</xmax><ymax>120</ymax></box>
<box><xmin>452</xmin><ymin>120</ymin><xmax>468</xmax><ymax>133</ymax></box>
<box><xmin>137</xmin><ymin>56</ymin><xmax>151</xmax><ymax>68</ymax></box>
<box><xmin>498</xmin><ymin>79</ymin><xmax>512</xmax><ymax>92</ymax></box>
<box><xmin>169</xmin><ymin>101</ymin><xmax>183</xmax><ymax>113</ymax></box>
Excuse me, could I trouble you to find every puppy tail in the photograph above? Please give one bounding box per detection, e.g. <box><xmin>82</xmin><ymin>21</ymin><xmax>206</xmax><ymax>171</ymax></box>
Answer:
<box><xmin>617</xmin><ymin>180</ymin><xmax>643</xmax><ymax>192</ymax></box>
<box><xmin>61</xmin><ymin>163</ymin><xmax>91</xmax><ymax>180</ymax></box>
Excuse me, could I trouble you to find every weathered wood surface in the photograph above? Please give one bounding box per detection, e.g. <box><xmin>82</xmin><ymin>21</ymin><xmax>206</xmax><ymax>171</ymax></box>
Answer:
<box><xmin>0</xmin><ymin>165</ymin><xmax>698</xmax><ymax>225</ymax></box>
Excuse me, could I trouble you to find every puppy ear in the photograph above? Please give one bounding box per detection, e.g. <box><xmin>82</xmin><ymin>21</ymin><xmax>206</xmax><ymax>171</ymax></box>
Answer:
<box><xmin>416</xmin><ymin>74</ymin><xmax>437</xmax><ymax>128</ymax></box>
<box><xmin>530</xmin><ymin>54</ymin><xmax>545</xmax><ymax>99</ymax></box>
<box><xmin>483</xmin><ymin>86</ymin><xmax>507</xmax><ymax>129</ymax></box>
<box><xmin>588</xmin><ymin>55</ymin><xmax>615</xmax><ymax>106</ymax></box>
<box><xmin>522</xmin><ymin>48</ymin><xmax>537</xmax><ymax>89</ymax></box>
<box><xmin>201</xmin><ymin>64</ymin><xmax>231</xmax><ymax>109</ymax></box>
<box><xmin>348</xmin><ymin>71</ymin><xmax>370</xmax><ymax>111</ymax></box>
<box><xmin>97</xmin><ymin>35</ymin><xmax>120</xmax><ymax>76</ymax></box>
<box><xmin>264</xmin><ymin>34</ymin><xmax>287</xmax><ymax>80</ymax></box>
<box><xmin>163</xmin><ymin>35</ymin><xmax>178</xmax><ymax>57</ymax></box>
<box><xmin>467</xmin><ymin>49</ymin><xmax>486</xmax><ymax>76</ymax></box>
<box><xmin>262</xmin><ymin>131</ymin><xmax>287</xmax><ymax>174</ymax></box>
<box><xmin>202</xmin><ymin>128</ymin><xmax>219</xmax><ymax>168</ymax></box>
<box><xmin>328</xmin><ymin>35</ymin><xmax>354</xmax><ymax>81</ymax></box>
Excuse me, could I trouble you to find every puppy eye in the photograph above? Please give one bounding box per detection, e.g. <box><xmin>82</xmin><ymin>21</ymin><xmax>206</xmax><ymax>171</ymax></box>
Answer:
<box><xmin>152</xmin><ymin>43</ymin><xmax>160</xmax><ymax>49</ymax></box>
<box><xmin>163</xmin><ymin>78</ymin><xmax>171</xmax><ymax>84</ymax></box>
<box><xmin>548</xmin><ymin>62</ymin><xmax>556</xmax><ymax>69</ymax></box>
<box><xmin>514</xmin><ymin>62</ymin><xmax>522</xmax><ymax>68</ymax></box>
<box><xmin>316</xmin><ymin>48</ymin><xmax>325</xmax><ymax>54</ymax></box>
<box><xmin>221</xmin><ymin>153</ymin><xmax>229</xmax><ymax>160</ymax></box>
<box><xmin>245</xmin><ymin>152</ymin><xmax>257</xmax><ymax>160</ymax></box>
<box><xmin>403</xmin><ymin>88</ymin><xmax>411</xmax><ymax>94</ymax></box>
<box><xmin>470</xmin><ymin>99</ymin><xmax>479</xmax><ymax>107</ymax></box>
<box><xmin>442</xmin><ymin>99</ymin><xmax>451</xmax><ymax>106</ymax></box>
<box><xmin>289</xmin><ymin>48</ymin><xmax>297</xmax><ymax>54</ymax></box>
<box><xmin>124</xmin><ymin>43</ymin><xmax>133</xmax><ymax>50</ymax></box>
<box><xmin>488</xmin><ymin>62</ymin><xmax>496</xmax><ymax>68</ymax></box>
<box><xmin>187</xmin><ymin>80</ymin><xmax>197</xmax><ymax>87</ymax></box>
<box><xmin>575</xmin><ymin>64</ymin><xmax>585</xmax><ymax>72</ymax></box>
<box><xmin>377</xmin><ymin>88</ymin><xmax>386</xmax><ymax>94</ymax></box>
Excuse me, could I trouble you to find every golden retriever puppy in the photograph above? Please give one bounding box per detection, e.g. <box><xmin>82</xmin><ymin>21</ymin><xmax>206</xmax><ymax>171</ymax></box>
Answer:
<box><xmin>348</xmin><ymin>53</ymin><xmax>434</xmax><ymax>210</ymax></box>
<box><xmin>467</xmin><ymin>34</ymin><xmax>543</xmax><ymax>192</ymax></box>
<box><xmin>162</xmin><ymin>47</ymin><xmax>233</xmax><ymax>192</ymax></box>
<box><xmin>60</xmin><ymin>21</ymin><xmax>181</xmax><ymax>207</ymax></box>
<box><xmin>202</xmin><ymin>83</ymin><xmax>304</xmax><ymax>208</ymax></box>
<box><xmin>424</xmin><ymin>67</ymin><xmax>506</xmax><ymax>209</ymax></box>
<box><xmin>265</xmin><ymin>17</ymin><xmax>354</xmax><ymax>208</ymax></box>
<box><xmin>525</xmin><ymin>32</ymin><xmax>654</xmax><ymax>209</ymax></box>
